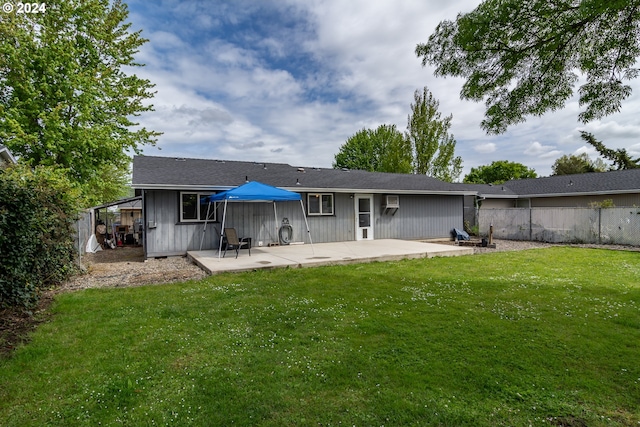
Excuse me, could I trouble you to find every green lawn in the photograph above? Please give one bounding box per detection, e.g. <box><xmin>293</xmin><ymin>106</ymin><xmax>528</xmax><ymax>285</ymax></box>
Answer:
<box><xmin>1</xmin><ymin>247</ymin><xmax>639</xmax><ymax>426</ymax></box>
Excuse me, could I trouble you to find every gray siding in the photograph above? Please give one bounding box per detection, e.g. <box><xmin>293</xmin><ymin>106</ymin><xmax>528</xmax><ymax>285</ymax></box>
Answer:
<box><xmin>305</xmin><ymin>193</ymin><xmax>354</xmax><ymax>243</ymax></box>
<box><xmin>144</xmin><ymin>190</ymin><xmax>217</xmax><ymax>257</ymax></box>
<box><xmin>375</xmin><ymin>194</ymin><xmax>463</xmax><ymax>240</ymax></box>
<box><xmin>143</xmin><ymin>190</ymin><xmax>463</xmax><ymax>257</ymax></box>
<box><xmin>144</xmin><ymin>190</ymin><xmax>309</xmax><ymax>256</ymax></box>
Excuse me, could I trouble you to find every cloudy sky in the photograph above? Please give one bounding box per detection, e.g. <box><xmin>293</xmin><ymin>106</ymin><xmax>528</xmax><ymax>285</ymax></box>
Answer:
<box><xmin>125</xmin><ymin>0</ymin><xmax>640</xmax><ymax>178</ymax></box>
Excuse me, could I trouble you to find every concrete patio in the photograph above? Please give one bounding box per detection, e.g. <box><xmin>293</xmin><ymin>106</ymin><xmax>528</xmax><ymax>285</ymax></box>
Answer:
<box><xmin>187</xmin><ymin>239</ymin><xmax>473</xmax><ymax>274</ymax></box>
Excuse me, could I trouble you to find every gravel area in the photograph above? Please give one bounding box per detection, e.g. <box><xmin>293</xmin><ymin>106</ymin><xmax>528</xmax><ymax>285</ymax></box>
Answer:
<box><xmin>60</xmin><ymin>246</ymin><xmax>207</xmax><ymax>292</ymax></box>
<box><xmin>460</xmin><ymin>238</ymin><xmax>553</xmax><ymax>254</ymax></box>
<box><xmin>59</xmin><ymin>240</ymin><xmax>638</xmax><ymax>292</ymax></box>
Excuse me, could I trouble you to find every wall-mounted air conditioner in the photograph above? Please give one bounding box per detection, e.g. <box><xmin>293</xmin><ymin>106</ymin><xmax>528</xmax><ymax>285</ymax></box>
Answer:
<box><xmin>384</xmin><ymin>195</ymin><xmax>399</xmax><ymax>209</ymax></box>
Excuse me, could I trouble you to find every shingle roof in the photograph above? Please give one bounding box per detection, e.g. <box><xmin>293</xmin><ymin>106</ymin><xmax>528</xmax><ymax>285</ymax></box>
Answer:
<box><xmin>132</xmin><ymin>155</ymin><xmax>471</xmax><ymax>194</ymax></box>
<box><xmin>499</xmin><ymin>169</ymin><xmax>640</xmax><ymax>196</ymax></box>
<box><xmin>454</xmin><ymin>182</ymin><xmax>518</xmax><ymax>196</ymax></box>
<box><xmin>132</xmin><ymin>155</ymin><xmax>640</xmax><ymax>198</ymax></box>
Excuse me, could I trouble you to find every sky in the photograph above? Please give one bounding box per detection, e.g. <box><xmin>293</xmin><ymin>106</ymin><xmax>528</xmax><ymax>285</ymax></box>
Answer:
<box><xmin>124</xmin><ymin>0</ymin><xmax>640</xmax><ymax>179</ymax></box>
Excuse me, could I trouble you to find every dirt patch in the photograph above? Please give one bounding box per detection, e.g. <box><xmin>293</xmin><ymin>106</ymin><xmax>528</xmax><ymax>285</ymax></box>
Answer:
<box><xmin>0</xmin><ymin>294</ymin><xmax>54</xmax><ymax>356</ymax></box>
<box><xmin>82</xmin><ymin>245</ymin><xmax>146</xmax><ymax>264</ymax></box>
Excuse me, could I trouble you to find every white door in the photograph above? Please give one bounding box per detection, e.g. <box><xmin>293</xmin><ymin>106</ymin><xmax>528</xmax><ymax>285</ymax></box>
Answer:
<box><xmin>354</xmin><ymin>194</ymin><xmax>374</xmax><ymax>240</ymax></box>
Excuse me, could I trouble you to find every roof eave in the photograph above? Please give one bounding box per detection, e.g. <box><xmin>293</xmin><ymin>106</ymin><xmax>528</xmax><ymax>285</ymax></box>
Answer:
<box><xmin>283</xmin><ymin>186</ymin><xmax>473</xmax><ymax>196</ymax></box>
<box><xmin>478</xmin><ymin>194</ymin><xmax>518</xmax><ymax>199</ymax></box>
<box><xmin>90</xmin><ymin>195</ymin><xmax>142</xmax><ymax>210</ymax></box>
<box><xmin>514</xmin><ymin>189</ymin><xmax>640</xmax><ymax>198</ymax></box>
<box><xmin>132</xmin><ymin>184</ymin><xmax>234</xmax><ymax>191</ymax></box>
<box><xmin>133</xmin><ymin>183</ymin><xmax>474</xmax><ymax>196</ymax></box>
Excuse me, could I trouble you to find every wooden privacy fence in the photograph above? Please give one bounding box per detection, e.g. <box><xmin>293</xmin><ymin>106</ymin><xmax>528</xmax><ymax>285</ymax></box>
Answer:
<box><xmin>479</xmin><ymin>207</ymin><xmax>640</xmax><ymax>246</ymax></box>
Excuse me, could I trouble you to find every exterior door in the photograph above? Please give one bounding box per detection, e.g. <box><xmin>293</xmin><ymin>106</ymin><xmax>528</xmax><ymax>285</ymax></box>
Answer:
<box><xmin>355</xmin><ymin>194</ymin><xmax>374</xmax><ymax>240</ymax></box>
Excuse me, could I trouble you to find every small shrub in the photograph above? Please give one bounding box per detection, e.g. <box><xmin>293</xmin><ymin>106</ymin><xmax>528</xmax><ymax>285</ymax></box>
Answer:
<box><xmin>464</xmin><ymin>220</ymin><xmax>479</xmax><ymax>236</ymax></box>
<box><xmin>589</xmin><ymin>199</ymin><xmax>615</xmax><ymax>208</ymax></box>
<box><xmin>0</xmin><ymin>164</ymin><xmax>82</xmax><ymax>309</ymax></box>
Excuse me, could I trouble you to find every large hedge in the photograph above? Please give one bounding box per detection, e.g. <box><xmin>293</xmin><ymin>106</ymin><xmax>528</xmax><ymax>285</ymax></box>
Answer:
<box><xmin>0</xmin><ymin>164</ymin><xmax>82</xmax><ymax>309</ymax></box>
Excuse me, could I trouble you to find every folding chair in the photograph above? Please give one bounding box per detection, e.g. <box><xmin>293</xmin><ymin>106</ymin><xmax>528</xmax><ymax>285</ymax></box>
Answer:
<box><xmin>223</xmin><ymin>228</ymin><xmax>251</xmax><ymax>258</ymax></box>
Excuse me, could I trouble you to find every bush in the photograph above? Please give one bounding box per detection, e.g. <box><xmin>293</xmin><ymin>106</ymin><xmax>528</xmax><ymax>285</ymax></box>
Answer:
<box><xmin>0</xmin><ymin>164</ymin><xmax>82</xmax><ymax>309</ymax></box>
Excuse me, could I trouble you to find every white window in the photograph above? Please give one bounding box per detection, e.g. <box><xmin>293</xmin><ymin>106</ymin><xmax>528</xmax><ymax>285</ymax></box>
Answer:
<box><xmin>307</xmin><ymin>193</ymin><xmax>334</xmax><ymax>216</ymax></box>
<box><xmin>180</xmin><ymin>192</ymin><xmax>216</xmax><ymax>222</ymax></box>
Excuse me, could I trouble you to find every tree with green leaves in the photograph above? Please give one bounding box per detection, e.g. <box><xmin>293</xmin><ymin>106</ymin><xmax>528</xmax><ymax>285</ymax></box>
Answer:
<box><xmin>551</xmin><ymin>152</ymin><xmax>607</xmax><ymax>176</ymax></box>
<box><xmin>416</xmin><ymin>0</ymin><xmax>640</xmax><ymax>134</ymax></box>
<box><xmin>0</xmin><ymin>0</ymin><xmax>160</xmax><ymax>206</ymax></box>
<box><xmin>463</xmin><ymin>160</ymin><xmax>536</xmax><ymax>184</ymax></box>
<box><xmin>333</xmin><ymin>125</ymin><xmax>412</xmax><ymax>173</ymax></box>
<box><xmin>580</xmin><ymin>132</ymin><xmax>639</xmax><ymax>170</ymax></box>
<box><xmin>407</xmin><ymin>87</ymin><xmax>462</xmax><ymax>182</ymax></box>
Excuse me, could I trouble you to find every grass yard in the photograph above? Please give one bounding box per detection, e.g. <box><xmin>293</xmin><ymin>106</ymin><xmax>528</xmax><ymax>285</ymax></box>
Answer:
<box><xmin>1</xmin><ymin>247</ymin><xmax>639</xmax><ymax>426</ymax></box>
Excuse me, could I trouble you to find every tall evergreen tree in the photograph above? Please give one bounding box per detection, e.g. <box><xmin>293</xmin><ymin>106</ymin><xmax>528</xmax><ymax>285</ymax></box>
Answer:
<box><xmin>580</xmin><ymin>132</ymin><xmax>639</xmax><ymax>170</ymax></box>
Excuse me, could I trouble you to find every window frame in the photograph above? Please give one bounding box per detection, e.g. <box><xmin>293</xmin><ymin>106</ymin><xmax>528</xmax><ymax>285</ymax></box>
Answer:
<box><xmin>307</xmin><ymin>193</ymin><xmax>334</xmax><ymax>216</ymax></box>
<box><xmin>179</xmin><ymin>192</ymin><xmax>217</xmax><ymax>223</ymax></box>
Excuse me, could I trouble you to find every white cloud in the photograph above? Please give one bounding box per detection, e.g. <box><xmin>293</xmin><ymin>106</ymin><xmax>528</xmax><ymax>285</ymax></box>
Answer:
<box><xmin>524</xmin><ymin>141</ymin><xmax>563</xmax><ymax>159</ymax></box>
<box><xmin>579</xmin><ymin>120</ymin><xmax>640</xmax><ymax>140</ymax></box>
<box><xmin>525</xmin><ymin>141</ymin><xmax>553</xmax><ymax>156</ymax></box>
<box><xmin>472</xmin><ymin>142</ymin><xmax>496</xmax><ymax>154</ymax></box>
<box><xmin>574</xmin><ymin>145</ymin><xmax>599</xmax><ymax>157</ymax></box>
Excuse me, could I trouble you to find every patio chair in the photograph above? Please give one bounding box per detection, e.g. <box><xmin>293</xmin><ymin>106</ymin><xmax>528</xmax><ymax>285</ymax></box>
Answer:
<box><xmin>223</xmin><ymin>228</ymin><xmax>251</xmax><ymax>258</ymax></box>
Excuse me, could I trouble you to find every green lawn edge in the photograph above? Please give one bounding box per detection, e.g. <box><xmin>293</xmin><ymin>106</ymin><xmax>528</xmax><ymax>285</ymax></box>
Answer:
<box><xmin>1</xmin><ymin>247</ymin><xmax>639</xmax><ymax>426</ymax></box>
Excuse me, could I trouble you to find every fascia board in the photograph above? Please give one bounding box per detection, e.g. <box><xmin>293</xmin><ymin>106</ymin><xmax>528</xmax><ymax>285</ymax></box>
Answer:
<box><xmin>282</xmin><ymin>187</ymin><xmax>476</xmax><ymax>196</ymax></box>
<box><xmin>132</xmin><ymin>184</ymin><xmax>234</xmax><ymax>191</ymax></box>
<box><xmin>513</xmin><ymin>189</ymin><xmax>640</xmax><ymax>198</ymax></box>
<box><xmin>479</xmin><ymin>194</ymin><xmax>518</xmax><ymax>199</ymax></box>
<box><xmin>133</xmin><ymin>183</ymin><xmax>476</xmax><ymax>196</ymax></box>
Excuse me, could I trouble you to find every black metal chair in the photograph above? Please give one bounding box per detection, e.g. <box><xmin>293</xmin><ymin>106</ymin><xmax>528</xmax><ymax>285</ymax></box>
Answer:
<box><xmin>223</xmin><ymin>228</ymin><xmax>251</xmax><ymax>258</ymax></box>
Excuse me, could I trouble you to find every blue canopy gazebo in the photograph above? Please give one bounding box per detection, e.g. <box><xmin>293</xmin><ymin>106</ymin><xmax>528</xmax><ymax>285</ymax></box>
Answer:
<box><xmin>198</xmin><ymin>181</ymin><xmax>313</xmax><ymax>257</ymax></box>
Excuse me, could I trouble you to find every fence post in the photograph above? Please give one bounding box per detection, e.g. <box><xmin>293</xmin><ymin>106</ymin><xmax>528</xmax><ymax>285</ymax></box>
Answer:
<box><xmin>598</xmin><ymin>208</ymin><xmax>601</xmax><ymax>244</ymax></box>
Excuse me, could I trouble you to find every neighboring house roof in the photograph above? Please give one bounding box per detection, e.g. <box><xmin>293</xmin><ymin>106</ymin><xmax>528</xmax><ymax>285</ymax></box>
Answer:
<box><xmin>457</xmin><ymin>169</ymin><xmax>640</xmax><ymax>199</ymax></box>
<box><xmin>0</xmin><ymin>144</ymin><xmax>17</xmax><ymax>165</ymax></box>
<box><xmin>499</xmin><ymin>169</ymin><xmax>640</xmax><ymax>198</ymax></box>
<box><xmin>455</xmin><ymin>183</ymin><xmax>518</xmax><ymax>198</ymax></box>
<box><xmin>132</xmin><ymin>155</ymin><xmax>474</xmax><ymax>195</ymax></box>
